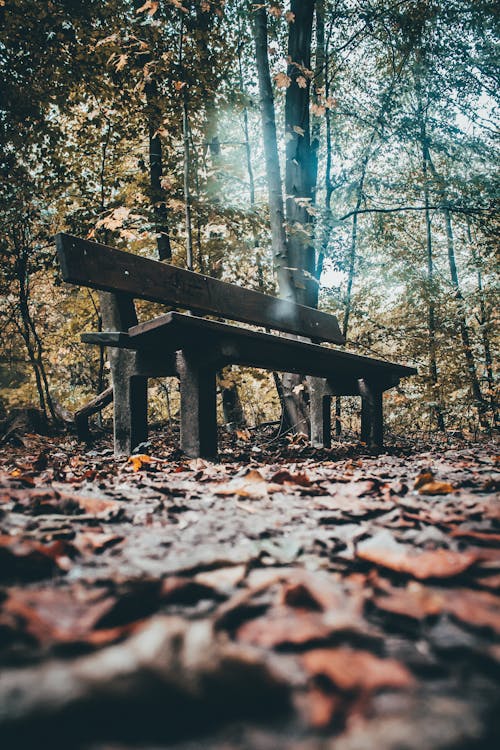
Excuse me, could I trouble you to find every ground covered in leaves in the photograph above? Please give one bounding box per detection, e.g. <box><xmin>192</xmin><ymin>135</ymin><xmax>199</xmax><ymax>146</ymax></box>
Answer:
<box><xmin>0</xmin><ymin>425</ymin><xmax>499</xmax><ymax>750</ymax></box>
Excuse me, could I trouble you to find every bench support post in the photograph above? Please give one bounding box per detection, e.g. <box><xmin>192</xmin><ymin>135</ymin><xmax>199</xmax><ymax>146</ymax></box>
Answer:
<box><xmin>308</xmin><ymin>377</ymin><xmax>332</xmax><ymax>448</ymax></box>
<box><xmin>177</xmin><ymin>353</ymin><xmax>218</xmax><ymax>459</ymax></box>
<box><xmin>359</xmin><ymin>379</ymin><xmax>383</xmax><ymax>449</ymax></box>
<box><xmin>111</xmin><ymin>351</ymin><xmax>148</xmax><ymax>456</ymax></box>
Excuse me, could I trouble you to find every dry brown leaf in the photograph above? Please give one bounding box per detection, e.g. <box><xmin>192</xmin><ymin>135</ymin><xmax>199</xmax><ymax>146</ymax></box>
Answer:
<box><xmin>275</xmin><ymin>72</ymin><xmax>291</xmax><ymax>89</ymax></box>
<box><xmin>215</xmin><ymin>469</ymin><xmax>277</xmax><ymax>499</ymax></box>
<box><xmin>302</xmin><ymin>647</ymin><xmax>414</xmax><ymax>692</ymax></box>
<box><xmin>136</xmin><ymin>0</ymin><xmax>159</xmax><ymax>14</ymax></box>
<box><xmin>414</xmin><ymin>471</ymin><xmax>434</xmax><ymax>489</ymax></box>
<box><xmin>114</xmin><ymin>54</ymin><xmax>128</xmax><ymax>72</ymax></box>
<box><xmin>357</xmin><ymin>531</ymin><xmax>478</xmax><ymax>579</ymax></box>
<box><xmin>373</xmin><ymin>583</ymin><xmax>446</xmax><ymax>621</ymax></box>
<box><xmin>270</xmin><ymin>469</ymin><xmax>312</xmax><ymax>487</ymax></box>
<box><xmin>0</xmin><ymin>587</ymin><xmax>118</xmax><ymax>645</ymax></box>
<box><xmin>235</xmin><ymin>429</ymin><xmax>251</xmax><ymax>441</ymax></box>
<box><xmin>75</xmin><ymin>496</ymin><xmax>123</xmax><ymax>520</ymax></box>
<box><xmin>0</xmin><ymin>535</ymin><xmax>74</xmax><ymax>580</ymax></box>
<box><xmin>195</xmin><ymin>565</ymin><xmax>246</xmax><ymax>591</ymax></box>
<box><xmin>418</xmin><ymin>481</ymin><xmax>455</xmax><ymax>495</ymax></box>
<box><xmin>446</xmin><ymin>589</ymin><xmax>500</xmax><ymax>634</ymax></box>
<box><xmin>73</xmin><ymin>531</ymin><xmax>124</xmax><ymax>555</ymax></box>
<box><xmin>236</xmin><ymin>608</ymin><xmax>333</xmax><ymax>648</ymax></box>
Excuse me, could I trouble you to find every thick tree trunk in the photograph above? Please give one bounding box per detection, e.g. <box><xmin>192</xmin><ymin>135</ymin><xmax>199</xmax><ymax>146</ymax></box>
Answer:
<box><xmin>253</xmin><ymin>5</ymin><xmax>308</xmax><ymax>434</ymax></box>
<box><xmin>285</xmin><ymin>0</ymin><xmax>316</xmax><ymax>309</ymax></box>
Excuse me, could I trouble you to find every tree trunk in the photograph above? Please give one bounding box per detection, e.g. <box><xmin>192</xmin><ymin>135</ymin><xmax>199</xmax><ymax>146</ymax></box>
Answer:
<box><xmin>420</xmin><ymin>133</ymin><xmax>445</xmax><ymax>432</ymax></box>
<box><xmin>424</xmin><ymin>154</ymin><xmax>487</xmax><ymax>427</ymax></box>
<box><xmin>14</xmin><ymin>247</ymin><xmax>56</xmax><ymax>421</ymax></box>
<box><xmin>253</xmin><ymin>3</ymin><xmax>315</xmax><ymax>435</ymax></box>
<box><xmin>178</xmin><ymin>19</ymin><xmax>193</xmax><ymax>270</ymax></box>
<box><xmin>443</xmin><ymin>208</ymin><xmax>487</xmax><ymax>425</ymax></box>
<box><xmin>468</xmin><ymin>223</ymin><xmax>498</xmax><ymax>427</ymax></box>
<box><xmin>285</xmin><ymin>0</ymin><xmax>316</xmax><ymax>309</ymax></box>
<box><xmin>252</xmin><ymin>5</ymin><xmax>293</xmax><ymax>301</ymax></box>
<box><xmin>145</xmin><ymin>80</ymin><xmax>172</xmax><ymax>261</ymax></box>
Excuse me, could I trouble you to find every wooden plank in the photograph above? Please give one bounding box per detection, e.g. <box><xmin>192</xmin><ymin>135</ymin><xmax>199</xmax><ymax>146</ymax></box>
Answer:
<box><xmin>128</xmin><ymin>312</ymin><xmax>417</xmax><ymax>378</ymax></box>
<box><xmin>56</xmin><ymin>233</ymin><xmax>345</xmax><ymax>345</ymax></box>
<box><xmin>82</xmin><ymin>314</ymin><xmax>417</xmax><ymax>382</ymax></box>
<box><xmin>81</xmin><ymin>332</ymin><xmax>134</xmax><ymax>348</ymax></box>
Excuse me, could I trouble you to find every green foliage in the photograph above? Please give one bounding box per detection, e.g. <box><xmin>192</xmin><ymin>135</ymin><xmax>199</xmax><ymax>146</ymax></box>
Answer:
<box><xmin>0</xmin><ymin>0</ymin><xmax>497</xmax><ymax>432</ymax></box>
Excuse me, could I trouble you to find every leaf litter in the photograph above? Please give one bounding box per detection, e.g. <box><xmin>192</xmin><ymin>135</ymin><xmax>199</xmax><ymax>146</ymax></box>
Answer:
<box><xmin>0</xmin><ymin>429</ymin><xmax>498</xmax><ymax>749</ymax></box>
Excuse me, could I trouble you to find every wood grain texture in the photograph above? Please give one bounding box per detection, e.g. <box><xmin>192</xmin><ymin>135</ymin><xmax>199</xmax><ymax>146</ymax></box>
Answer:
<box><xmin>82</xmin><ymin>312</ymin><xmax>416</xmax><ymax>385</ymax></box>
<box><xmin>56</xmin><ymin>233</ymin><xmax>345</xmax><ymax>344</ymax></box>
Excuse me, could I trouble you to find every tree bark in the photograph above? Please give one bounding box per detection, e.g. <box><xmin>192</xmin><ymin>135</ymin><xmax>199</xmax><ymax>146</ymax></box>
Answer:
<box><xmin>252</xmin><ymin>5</ymin><xmax>293</xmax><ymax>301</ymax></box>
<box><xmin>419</xmin><ymin>115</ymin><xmax>446</xmax><ymax>433</ymax></box>
<box><xmin>468</xmin><ymin>223</ymin><xmax>498</xmax><ymax>427</ymax></box>
<box><xmin>424</xmin><ymin>154</ymin><xmax>487</xmax><ymax>426</ymax></box>
<box><xmin>252</xmin><ymin>4</ymin><xmax>306</xmax><ymax>433</ymax></box>
<box><xmin>285</xmin><ymin>0</ymin><xmax>316</xmax><ymax>309</ymax></box>
<box><xmin>13</xmin><ymin>241</ymin><xmax>56</xmax><ymax>421</ymax></box>
<box><xmin>145</xmin><ymin>80</ymin><xmax>172</xmax><ymax>261</ymax></box>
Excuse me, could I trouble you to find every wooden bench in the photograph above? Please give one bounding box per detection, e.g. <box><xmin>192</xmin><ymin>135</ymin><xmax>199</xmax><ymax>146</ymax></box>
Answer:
<box><xmin>56</xmin><ymin>233</ymin><xmax>416</xmax><ymax>458</ymax></box>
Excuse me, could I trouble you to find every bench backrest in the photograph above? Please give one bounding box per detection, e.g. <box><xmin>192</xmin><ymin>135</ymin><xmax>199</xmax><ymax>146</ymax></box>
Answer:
<box><xmin>56</xmin><ymin>233</ymin><xmax>345</xmax><ymax>345</ymax></box>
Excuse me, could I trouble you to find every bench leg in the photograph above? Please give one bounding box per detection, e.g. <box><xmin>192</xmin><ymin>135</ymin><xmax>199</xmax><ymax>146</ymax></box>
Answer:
<box><xmin>359</xmin><ymin>379</ymin><xmax>383</xmax><ymax>449</ymax></box>
<box><xmin>308</xmin><ymin>377</ymin><xmax>332</xmax><ymax>448</ymax></box>
<box><xmin>111</xmin><ymin>352</ymin><xmax>148</xmax><ymax>456</ymax></box>
<box><xmin>178</xmin><ymin>354</ymin><xmax>218</xmax><ymax>459</ymax></box>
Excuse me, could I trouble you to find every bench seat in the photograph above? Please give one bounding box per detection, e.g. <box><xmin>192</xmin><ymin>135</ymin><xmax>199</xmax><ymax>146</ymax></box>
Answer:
<box><xmin>83</xmin><ymin>311</ymin><xmax>414</xmax><ymax>384</ymax></box>
<box><xmin>82</xmin><ymin>311</ymin><xmax>416</xmax><ymax>456</ymax></box>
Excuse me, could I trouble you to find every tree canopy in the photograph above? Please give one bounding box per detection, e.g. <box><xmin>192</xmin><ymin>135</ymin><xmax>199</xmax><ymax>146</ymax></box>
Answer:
<box><xmin>0</xmin><ymin>0</ymin><xmax>498</xmax><ymax>435</ymax></box>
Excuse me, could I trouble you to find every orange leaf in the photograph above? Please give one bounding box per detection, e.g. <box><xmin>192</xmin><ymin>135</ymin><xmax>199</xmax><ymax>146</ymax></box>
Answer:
<box><xmin>418</xmin><ymin>480</ymin><xmax>455</xmax><ymax>495</ymax></box>
<box><xmin>128</xmin><ymin>454</ymin><xmax>153</xmax><ymax>472</ymax></box>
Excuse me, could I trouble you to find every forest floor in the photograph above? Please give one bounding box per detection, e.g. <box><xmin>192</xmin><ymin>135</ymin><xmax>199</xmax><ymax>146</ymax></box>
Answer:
<box><xmin>0</xmin><ymin>424</ymin><xmax>499</xmax><ymax>750</ymax></box>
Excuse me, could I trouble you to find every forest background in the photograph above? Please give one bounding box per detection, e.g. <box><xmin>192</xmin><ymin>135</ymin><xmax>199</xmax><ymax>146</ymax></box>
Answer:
<box><xmin>0</xmin><ymin>0</ymin><xmax>498</xmax><ymax>441</ymax></box>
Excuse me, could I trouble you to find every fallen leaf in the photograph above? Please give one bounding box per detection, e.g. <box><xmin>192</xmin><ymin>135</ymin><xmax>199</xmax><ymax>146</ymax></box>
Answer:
<box><xmin>0</xmin><ymin>535</ymin><xmax>73</xmax><ymax>582</ymax></box>
<box><xmin>418</xmin><ymin>481</ymin><xmax>455</xmax><ymax>496</ymax></box>
<box><xmin>128</xmin><ymin>454</ymin><xmax>153</xmax><ymax>472</ymax></box>
<box><xmin>74</xmin><ymin>496</ymin><xmax>124</xmax><ymax>520</ymax></box>
<box><xmin>303</xmin><ymin>687</ymin><xmax>342</xmax><ymax>729</ymax></box>
<box><xmin>6</xmin><ymin>487</ymin><xmax>124</xmax><ymax>520</ymax></box>
<box><xmin>445</xmin><ymin>589</ymin><xmax>500</xmax><ymax>635</ymax></box>
<box><xmin>302</xmin><ymin>647</ymin><xmax>414</xmax><ymax>692</ymax></box>
<box><xmin>372</xmin><ymin>583</ymin><xmax>446</xmax><ymax>621</ymax></box>
<box><xmin>195</xmin><ymin>565</ymin><xmax>246</xmax><ymax>591</ymax></box>
<box><xmin>215</xmin><ymin>469</ymin><xmax>278</xmax><ymax>499</ymax></box>
<box><xmin>270</xmin><ymin>469</ymin><xmax>312</xmax><ymax>487</ymax></box>
<box><xmin>234</xmin><ymin>429</ymin><xmax>251</xmax><ymax>441</ymax></box>
<box><xmin>0</xmin><ymin>586</ymin><xmax>122</xmax><ymax>646</ymax></box>
<box><xmin>414</xmin><ymin>471</ymin><xmax>434</xmax><ymax>489</ymax></box>
<box><xmin>236</xmin><ymin>608</ymin><xmax>333</xmax><ymax>648</ymax></box>
<box><xmin>73</xmin><ymin>531</ymin><xmax>124</xmax><ymax>555</ymax></box>
<box><xmin>357</xmin><ymin>530</ymin><xmax>478</xmax><ymax>579</ymax></box>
